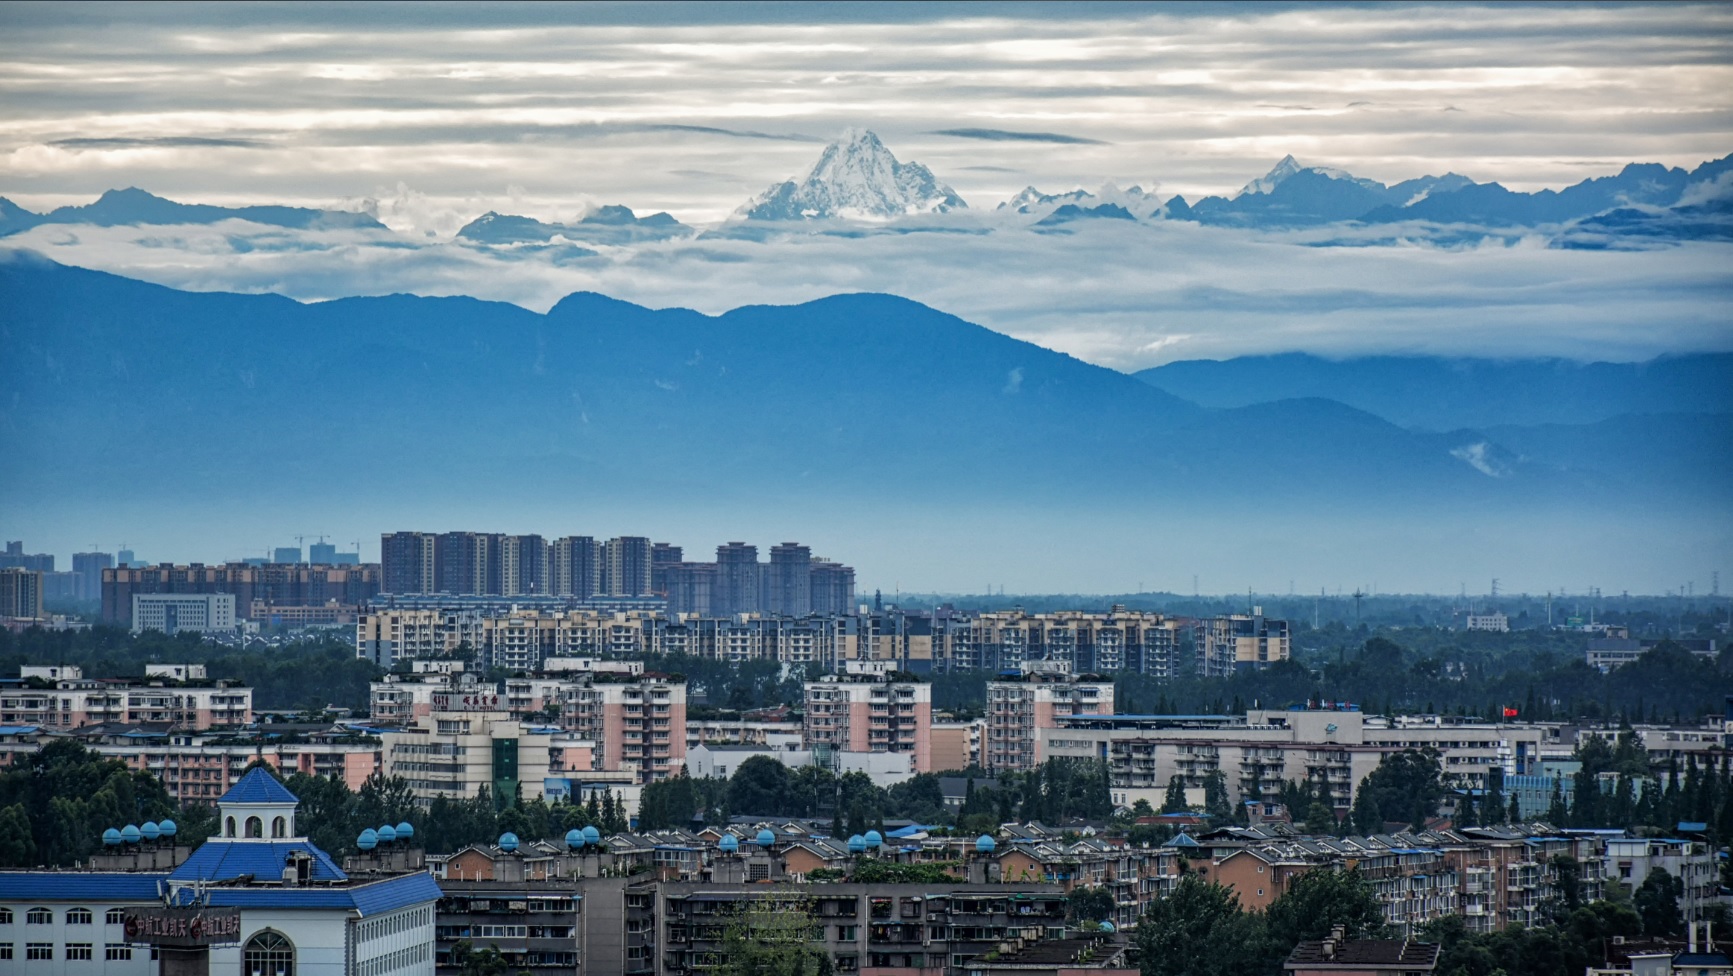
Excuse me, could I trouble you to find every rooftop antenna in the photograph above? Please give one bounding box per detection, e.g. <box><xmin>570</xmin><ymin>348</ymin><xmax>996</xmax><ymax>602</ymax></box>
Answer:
<box><xmin>1713</xmin><ymin>571</ymin><xmax>1721</xmax><ymax>597</ymax></box>
<box><xmin>1351</xmin><ymin>589</ymin><xmax>1365</xmax><ymax>626</ymax></box>
<box><xmin>1490</xmin><ymin>578</ymin><xmax>1499</xmax><ymax>600</ymax></box>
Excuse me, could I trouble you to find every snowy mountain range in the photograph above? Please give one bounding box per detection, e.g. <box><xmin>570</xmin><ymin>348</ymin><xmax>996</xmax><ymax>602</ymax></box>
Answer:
<box><xmin>2</xmin><ymin>131</ymin><xmax>1729</xmax><ymax>248</ymax></box>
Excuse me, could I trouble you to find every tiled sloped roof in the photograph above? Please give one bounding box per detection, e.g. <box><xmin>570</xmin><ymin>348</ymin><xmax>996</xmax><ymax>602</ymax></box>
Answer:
<box><xmin>0</xmin><ymin>872</ymin><xmax>166</xmax><ymax>901</ymax></box>
<box><xmin>169</xmin><ymin>841</ymin><xmax>346</xmax><ymax>883</ymax></box>
<box><xmin>219</xmin><ymin>768</ymin><xmax>299</xmax><ymax>805</ymax></box>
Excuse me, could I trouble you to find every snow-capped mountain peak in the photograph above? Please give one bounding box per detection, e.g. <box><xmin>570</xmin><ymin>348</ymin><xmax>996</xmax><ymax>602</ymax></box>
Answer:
<box><xmin>736</xmin><ymin>128</ymin><xmax>967</xmax><ymax>221</ymax></box>
<box><xmin>1237</xmin><ymin>154</ymin><xmax>1384</xmax><ymax>197</ymax></box>
<box><xmin>1239</xmin><ymin>155</ymin><xmax>1305</xmax><ymax>196</ymax></box>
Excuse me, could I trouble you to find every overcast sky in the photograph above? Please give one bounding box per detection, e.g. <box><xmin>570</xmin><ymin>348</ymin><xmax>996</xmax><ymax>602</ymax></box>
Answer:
<box><xmin>1</xmin><ymin>2</ymin><xmax>1730</xmax><ymax>370</ymax></box>
<box><xmin>4</xmin><ymin>1</ymin><xmax>1731</xmax><ymax>222</ymax></box>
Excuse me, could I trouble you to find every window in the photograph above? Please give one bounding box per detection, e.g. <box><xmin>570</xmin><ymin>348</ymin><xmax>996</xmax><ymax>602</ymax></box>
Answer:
<box><xmin>67</xmin><ymin>908</ymin><xmax>92</xmax><ymax>924</ymax></box>
<box><xmin>272</xmin><ymin>816</ymin><xmax>286</xmax><ymax>838</ymax></box>
<box><xmin>26</xmin><ymin>943</ymin><xmax>52</xmax><ymax>960</ymax></box>
<box><xmin>244</xmin><ymin>930</ymin><xmax>295</xmax><ymax>976</ymax></box>
<box><xmin>107</xmin><ymin>944</ymin><xmax>133</xmax><ymax>961</ymax></box>
<box><xmin>246</xmin><ymin>816</ymin><xmax>264</xmax><ymax>838</ymax></box>
<box><xmin>67</xmin><ymin>943</ymin><xmax>93</xmax><ymax>960</ymax></box>
<box><xmin>0</xmin><ymin>909</ymin><xmax>9</xmax><ymax>924</ymax></box>
<box><xmin>106</xmin><ymin>909</ymin><xmax>126</xmax><ymax>925</ymax></box>
<box><xmin>0</xmin><ymin>944</ymin><xmax>11</xmax><ymax>960</ymax></box>
<box><xmin>25</xmin><ymin>908</ymin><xmax>50</xmax><ymax>925</ymax></box>
<box><xmin>226</xmin><ymin>816</ymin><xmax>237</xmax><ymax>837</ymax></box>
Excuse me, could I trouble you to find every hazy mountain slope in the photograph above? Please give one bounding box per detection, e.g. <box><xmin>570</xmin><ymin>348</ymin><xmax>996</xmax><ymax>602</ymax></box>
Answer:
<box><xmin>0</xmin><ymin>187</ymin><xmax>384</xmax><ymax>236</ymax></box>
<box><xmin>2</xmin><ymin>255</ymin><xmax>1708</xmax><ymax>520</ymax></box>
<box><xmin>1134</xmin><ymin>353</ymin><xmax>1733</xmax><ymax>429</ymax></box>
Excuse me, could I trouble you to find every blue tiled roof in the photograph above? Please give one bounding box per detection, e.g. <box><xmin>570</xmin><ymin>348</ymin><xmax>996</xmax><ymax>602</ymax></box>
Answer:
<box><xmin>169</xmin><ymin>840</ymin><xmax>347</xmax><ymax>883</ymax></box>
<box><xmin>220</xmin><ymin>768</ymin><xmax>300</xmax><ymax>805</ymax></box>
<box><xmin>0</xmin><ymin>872</ymin><xmax>167</xmax><ymax>901</ymax></box>
<box><xmin>0</xmin><ymin>725</ymin><xmax>42</xmax><ymax>735</ymax></box>
<box><xmin>181</xmin><ymin>872</ymin><xmax>442</xmax><ymax>917</ymax></box>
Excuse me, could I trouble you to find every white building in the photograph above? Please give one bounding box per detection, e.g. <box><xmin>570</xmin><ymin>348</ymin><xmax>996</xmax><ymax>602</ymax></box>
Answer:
<box><xmin>0</xmin><ymin>768</ymin><xmax>439</xmax><ymax>976</ymax></box>
<box><xmin>1464</xmin><ymin>612</ymin><xmax>1510</xmax><ymax>633</ymax></box>
<box><xmin>131</xmin><ymin>593</ymin><xmax>236</xmax><ymax>634</ymax></box>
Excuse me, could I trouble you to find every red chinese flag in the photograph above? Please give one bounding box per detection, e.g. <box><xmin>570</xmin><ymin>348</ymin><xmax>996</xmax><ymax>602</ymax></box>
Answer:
<box><xmin>1502</xmin><ymin>707</ymin><xmax>1518</xmax><ymax>718</ymax></box>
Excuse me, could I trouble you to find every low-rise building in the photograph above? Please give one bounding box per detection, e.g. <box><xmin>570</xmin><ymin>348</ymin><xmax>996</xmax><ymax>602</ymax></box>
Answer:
<box><xmin>383</xmin><ymin>702</ymin><xmax>553</xmax><ymax>804</ymax></box>
<box><xmin>0</xmin><ymin>668</ymin><xmax>252</xmax><ymax>731</ymax></box>
<box><xmin>131</xmin><ymin>592</ymin><xmax>236</xmax><ymax>634</ymax></box>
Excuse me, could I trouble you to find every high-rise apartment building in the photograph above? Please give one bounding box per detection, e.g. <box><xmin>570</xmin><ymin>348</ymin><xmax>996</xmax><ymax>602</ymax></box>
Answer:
<box><xmin>650</xmin><ymin>543</ymin><xmax>683</xmax><ymax>596</ymax></box>
<box><xmin>436</xmin><ymin>531</ymin><xmax>494</xmax><ymax>595</ymax></box>
<box><xmin>499</xmin><ymin>534</ymin><xmax>549</xmax><ymax>596</ymax></box>
<box><xmin>274</xmin><ymin>546</ymin><xmax>302</xmax><ymax>564</ymax></box>
<box><xmin>71</xmin><ymin>551</ymin><xmax>114</xmax><ymax>602</ymax></box>
<box><xmin>1195</xmin><ymin>608</ymin><xmax>1290</xmax><ymax>675</ymax></box>
<box><xmin>803</xmin><ymin>663</ymin><xmax>932</xmax><ymax>772</ymax></box>
<box><xmin>809</xmin><ymin>559</ymin><xmax>856</xmax><ymax>615</ymax></box>
<box><xmin>984</xmin><ymin>666</ymin><xmax>1115</xmax><ymax>771</ymax></box>
<box><xmin>0</xmin><ymin>541</ymin><xmax>54</xmax><ymax>573</ymax></box>
<box><xmin>308</xmin><ymin>541</ymin><xmax>337</xmax><ymax>564</ymax></box>
<box><xmin>714</xmin><ymin>542</ymin><xmax>762</xmax><ymax>615</ymax></box>
<box><xmin>103</xmin><ymin>563</ymin><xmax>381</xmax><ymax>626</ymax></box>
<box><xmin>602</xmin><ymin>536</ymin><xmax>652</xmax><ymax>597</ymax></box>
<box><xmin>766</xmin><ymin>543</ymin><xmax>812</xmax><ymax>616</ymax></box>
<box><xmin>551</xmin><ymin>535</ymin><xmax>602</xmax><ymax>599</ymax></box>
<box><xmin>381</xmin><ymin>531</ymin><xmax>437</xmax><ymax>594</ymax></box>
<box><xmin>0</xmin><ymin>568</ymin><xmax>44</xmax><ymax>620</ymax></box>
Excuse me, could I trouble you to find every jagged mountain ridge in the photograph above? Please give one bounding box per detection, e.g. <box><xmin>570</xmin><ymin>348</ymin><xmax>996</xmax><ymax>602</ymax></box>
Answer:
<box><xmin>735</xmin><ymin>128</ymin><xmax>966</xmax><ymax>221</ymax></box>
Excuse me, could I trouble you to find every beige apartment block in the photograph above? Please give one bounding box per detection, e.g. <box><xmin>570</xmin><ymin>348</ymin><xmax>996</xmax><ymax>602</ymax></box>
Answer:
<box><xmin>0</xmin><ymin>670</ymin><xmax>251</xmax><ymax>730</ymax></box>
<box><xmin>382</xmin><ymin>703</ymin><xmax>552</xmax><ymax>804</ymax></box>
<box><xmin>985</xmin><ymin>669</ymin><xmax>1115</xmax><ymax>772</ymax></box>
<box><xmin>929</xmin><ymin>718</ymin><xmax>983</xmax><ymax>772</ymax></box>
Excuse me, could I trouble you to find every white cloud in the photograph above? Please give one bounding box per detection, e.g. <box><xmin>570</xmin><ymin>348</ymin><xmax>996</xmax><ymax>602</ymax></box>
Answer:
<box><xmin>7</xmin><ymin>213</ymin><xmax>1729</xmax><ymax>369</ymax></box>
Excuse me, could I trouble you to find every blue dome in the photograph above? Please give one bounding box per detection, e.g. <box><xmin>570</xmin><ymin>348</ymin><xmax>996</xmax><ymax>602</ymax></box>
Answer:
<box><xmin>499</xmin><ymin>832</ymin><xmax>519</xmax><ymax>852</ymax></box>
<box><xmin>141</xmin><ymin>821</ymin><xmax>160</xmax><ymax>841</ymax></box>
<box><xmin>581</xmin><ymin>825</ymin><xmax>600</xmax><ymax>845</ymax></box>
<box><xmin>566</xmin><ymin>829</ymin><xmax>584</xmax><ymax>850</ymax></box>
<box><xmin>756</xmin><ymin>828</ymin><xmax>775</xmax><ymax>848</ymax></box>
<box><xmin>120</xmin><ymin>824</ymin><xmax>141</xmax><ymax>844</ymax></box>
<box><xmin>975</xmin><ymin>834</ymin><xmax>997</xmax><ymax>853</ymax></box>
<box><xmin>395</xmin><ymin>821</ymin><xmax>414</xmax><ymax>839</ymax></box>
<box><xmin>718</xmin><ymin>834</ymin><xmax>739</xmax><ymax>853</ymax></box>
<box><xmin>847</xmin><ymin>834</ymin><xmax>867</xmax><ymax>853</ymax></box>
<box><xmin>377</xmin><ymin>825</ymin><xmax>396</xmax><ymax>843</ymax></box>
<box><xmin>864</xmin><ymin>830</ymin><xmax>883</xmax><ymax>846</ymax></box>
<box><xmin>102</xmin><ymin>828</ymin><xmax>122</xmax><ymax>847</ymax></box>
<box><xmin>159</xmin><ymin>819</ymin><xmax>177</xmax><ymax>837</ymax></box>
<box><xmin>1100</xmin><ymin>920</ymin><xmax>1116</xmax><ymax>933</ymax></box>
<box><xmin>357</xmin><ymin>829</ymin><xmax>378</xmax><ymax>851</ymax></box>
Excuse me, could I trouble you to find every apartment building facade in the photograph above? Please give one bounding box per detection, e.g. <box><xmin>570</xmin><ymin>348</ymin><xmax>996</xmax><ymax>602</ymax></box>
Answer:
<box><xmin>0</xmin><ymin>566</ymin><xmax>44</xmax><ymax>620</ymax></box>
<box><xmin>560</xmin><ymin>673</ymin><xmax>688</xmax><ymax>784</ymax></box>
<box><xmin>382</xmin><ymin>703</ymin><xmax>553</xmax><ymax>804</ymax></box>
<box><xmin>0</xmin><ymin>668</ymin><xmax>252</xmax><ymax>730</ymax></box>
<box><xmin>803</xmin><ymin>664</ymin><xmax>933</xmax><ymax>772</ymax></box>
<box><xmin>985</xmin><ymin>667</ymin><xmax>1115</xmax><ymax>772</ymax></box>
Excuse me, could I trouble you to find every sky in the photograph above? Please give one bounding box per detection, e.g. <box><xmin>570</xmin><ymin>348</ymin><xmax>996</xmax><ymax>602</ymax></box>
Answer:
<box><xmin>1</xmin><ymin>2</ymin><xmax>1729</xmax><ymax>589</ymax></box>
<box><xmin>2</xmin><ymin>2</ymin><xmax>1731</xmax><ymax>368</ymax></box>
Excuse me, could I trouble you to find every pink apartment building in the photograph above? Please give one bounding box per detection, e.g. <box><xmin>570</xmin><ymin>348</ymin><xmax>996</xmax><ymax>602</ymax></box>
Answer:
<box><xmin>561</xmin><ymin>673</ymin><xmax>687</xmax><ymax>783</ymax></box>
<box><xmin>803</xmin><ymin>664</ymin><xmax>933</xmax><ymax>772</ymax></box>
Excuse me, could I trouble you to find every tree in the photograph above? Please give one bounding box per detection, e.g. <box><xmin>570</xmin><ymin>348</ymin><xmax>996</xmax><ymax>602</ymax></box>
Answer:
<box><xmin>1354</xmin><ymin>749</ymin><xmax>1444</xmax><ymax>831</ymax></box>
<box><xmin>1162</xmin><ymin>775</ymin><xmax>1189</xmax><ymax>814</ymax></box>
<box><xmin>449</xmin><ymin>940</ymin><xmax>508</xmax><ymax>976</ymax></box>
<box><xmin>1633</xmin><ymin>867</ymin><xmax>1684</xmax><ymax>937</ymax></box>
<box><xmin>1137</xmin><ymin>875</ymin><xmax>1268</xmax><ymax>976</ymax></box>
<box><xmin>0</xmin><ymin>804</ymin><xmax>37</xmax><ymax>865</ymax></box>
<box><xmin>727</xmin><ymin>756</ymin><xmax>792</xmax><ymax>817</ymax></box>
<box><xmin>1264</xmin><ymin>868</ymin><xmax>1388</xmax><ymax>965</ymax></box>
<box><xmin>714</xmin><ymin>891</ymin><xmax>831</xmax><ymax>976</ymax></box>
<box><xmin>1067</xmin><ymin>885</ymin><xmax>1116</xmax><ymax>924</ymax></box>
<box><xmin>1202</xmin><ymin>770</ymin><xmax>1231</xmax><ymax>820</ymax></box>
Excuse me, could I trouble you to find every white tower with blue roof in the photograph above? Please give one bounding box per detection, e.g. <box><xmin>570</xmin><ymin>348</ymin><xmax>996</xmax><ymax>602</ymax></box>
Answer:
<box><xmin>219</xmin><ymin>766</ymin><xmax>301</xmax><ymax>839</ymax></box>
